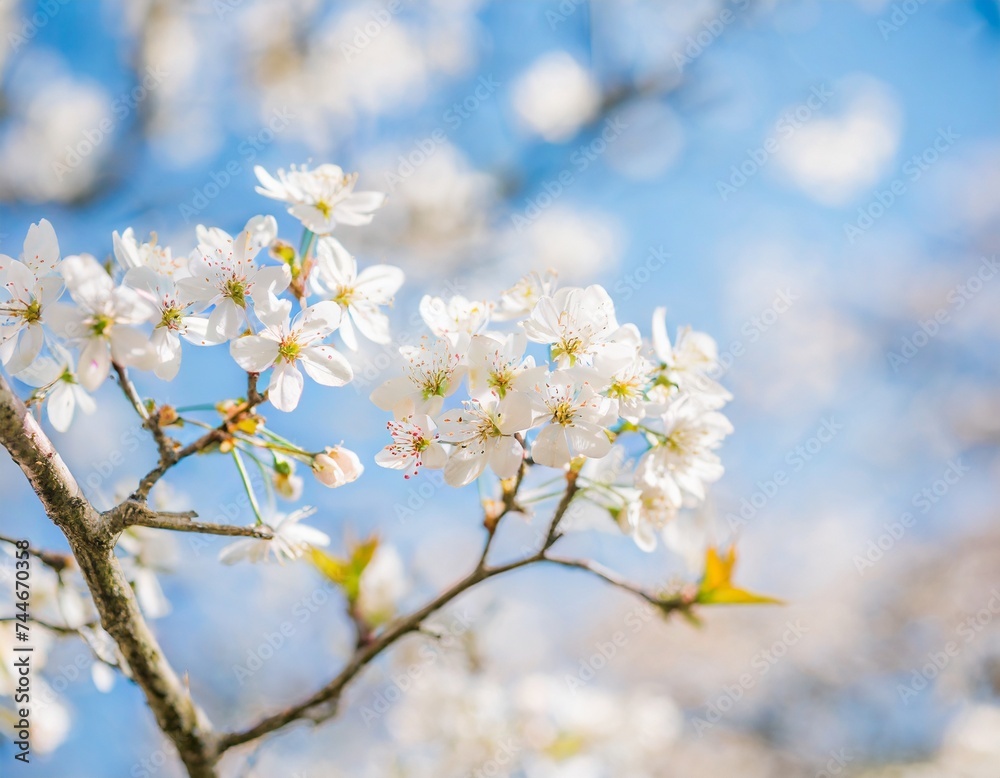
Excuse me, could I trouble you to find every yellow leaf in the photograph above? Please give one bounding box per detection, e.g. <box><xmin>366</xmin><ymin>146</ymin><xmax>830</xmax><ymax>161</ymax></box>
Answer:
<box><xmin>351</xmin><ymin>537</ymin><xmax>379</xmax><ymax>570</ymax></box>
<box><xmin>309</xmin><ymin>548</ymin><xmax>349</xmax><ymax>585</ymax></box>
<box><xmin>309</xmin><ymin>536</ymin><xmax>380</xmax><ymax>603</ymax></box>
<box><xmin>696</xmin><ymin>547</ymin><xmax>783</xmax><ymax>606</ymax></box>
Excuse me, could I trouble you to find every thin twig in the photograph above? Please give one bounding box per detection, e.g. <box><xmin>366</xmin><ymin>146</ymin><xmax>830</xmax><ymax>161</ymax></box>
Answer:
<box><xmin>112</xmin><ymin>361</ymin><xmax>178</xmax><ymax>466</ymax></box>
<box><xmin>0</xmin><ymin>532</ymin><xmax>74</xmax><ymax>572</ymax></box>
<box><xmin>217</xmin><ymin>474</ymin><xmax>591</xmax><ymax>752</ymax></box>
<box><xmin>477</xmin><ymin>439</ymin><xmax>529</xmax><ymax>570</ymax></box>
<box><xmin>0</xmin><ymin>615</ymin><xmax>99</xmax><ymax>635</ymax></box>
<box><xmin>132</xmin><ymin>373</ymin><xmax>267</xmax><ymax>501</ymax></box>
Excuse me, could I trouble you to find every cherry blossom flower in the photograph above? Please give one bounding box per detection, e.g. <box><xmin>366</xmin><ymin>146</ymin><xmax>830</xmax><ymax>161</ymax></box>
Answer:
<box><xmin>113</xmin><ymin>228</ymin><xmax>187</xmax><ymax>276</ymax></box>
<box><xmin>374</xmin><ymin>412</ymin><xmax>447</xmax><ymax>479</ymax></box>
<box><xmin>47</xmin><ymin>254</ymin><xmax>155</xmax><ymax>390</ymax></box>
<box><xmin>635</xmin><ymin>398</ymin><xmax>733</xmax><ymax>507</ymax></box>
<box><xmin>0</xmin><ymin>219</ymin><xmax>63</xmax><ymax>373</ymax></box>
<box><xmin>178</xmin><ymin>216</ymin><xmax>290</xmax><ymax>341</ymax></box>
<box><xmin>230</xmin><ymin>301</ymin><xmax>351</xmax><ymax>412</ymax></box>
<box><xmin>312</xmin><ymin>445</ymin><xmax>364</xmax><ymax>487</ymax></box>
<box><xmin>419</xmin><ymin>294</ymin><xmax>491</xmax><ymax>345</ymax></box>
<box><xmin>628</xmin><ymin>488</ymin><xmax>683</xmax><ymax>548</ymax></box>
<box><xmin>254</xmin><ymin>163</ymin><xmax>386</xmax><ymax>234</ymax></box>
<box><xmin>438</xmin><ymin>392</ymin><xmax>535</xmax><ymax>486</ymax></box>
<box><xmin>311</xmin><ymin>236</ymin><xmax>403</xmax><ymax>350</ymax></box>
<box><xmin>586</xmin><ymin>342</ymin><xmax>654</xmax><ymax>422</ymax></box>
<box><xmin>466</xmin><ymin>332</ymin><xmax>547</xmax><ymax>400</ymax></box>
<box><xmin>521</xmin><ymin>285</ymin><xmax>626</xmax><ymax>367</ymax></box>
<box><xmin>493</xmin><ymin>270</ymin><xmax>558</xmax><ymax>321</ymax></box>
<box><xmin>370</xmin><ymin>337</ymin><xmax>465</xmax><ymax>416</ymax></box>
<box><xmin>16</xmin><ymin>346</ymin><xmax>95</xmax><ymax>432</ymax></box>
<box><xmin>531</xmin><ymin>375</ymin><xmax>616</xmax><ymax>468</ymax></box>
<box><xmin>218</xmin><ymin>507</ymin><xmax>329</xmax><ymax>565</ymax></box>
<box><xmin>651</xmin><ymin>307</ymin><xmax>731</xmax><ymax>409</ymax></box>
<box><xmin>123</xmin><ymin>266</ymin><xmax>216</xmax><ymax>381</ymax></box>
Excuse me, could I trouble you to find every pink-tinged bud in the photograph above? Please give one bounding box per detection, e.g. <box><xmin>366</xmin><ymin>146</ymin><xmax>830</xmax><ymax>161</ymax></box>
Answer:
<box><xmin>313</xmin><ymin>446</ymin><xmax>364</xmax><ymax>488</ymax></box>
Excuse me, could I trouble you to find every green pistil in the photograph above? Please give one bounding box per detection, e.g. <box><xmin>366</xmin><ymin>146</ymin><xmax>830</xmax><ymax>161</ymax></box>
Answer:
<box><xmin>487</xmin><ymin>371</ymin><xmax>509</xmax><ymax>398</ymax></box>
<box><xmin>23</xmin><ymin>299</ymin><xmax>42</xmax><ymax>324</ymax></box>
<box><xmin>552</xmin><ymin>337</ymin><xmax>582</xmax><ymax>365</ymax></box>
<box><xmin>90</xmin><ymin>314</ymin><xmax>112</xmax><ymax>337</ymax></box>
<box><xmin>333</xmin><ymin>286</ymin><xmax>355</xmax><ymax>307</ymax></box>
<box><xmin>421</xmin><ymin>373</ymin><xmax>449</xmax><ymax>400</ymax></box>
<box><xmin>223</xmin><ymin>278</ymin><xmax>247</xmax><ymax>308</ymax></box>
<box><xmin>609</xmin><ymin>382</ymin><xmax>630</xmax><ymax>398</ymax></box>
<box><xmin>278</xmin><ymin>339</ymin><xmax>300</xmax><ymax>362</ymax></box>
<box><xmin>160</xmin><ymin>306</ymin><xmax>183</xmax><ymax>329</ymax></box>
<box><xmin>552</xmin><ymin>401</ymin><xmax>574</xmax><ymax>425</ymax></box>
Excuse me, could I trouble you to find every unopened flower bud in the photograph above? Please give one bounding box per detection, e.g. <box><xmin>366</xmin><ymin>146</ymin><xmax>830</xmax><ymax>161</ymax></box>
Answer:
<box><xmin>157</xmin><ymin>405</ymin><xmax>179</xmax><ymax>426</ymax></box>
<box><xmin>313</xmin><ymin>446</ymin><xmax>364</xmax><ymax>488</ymax></box>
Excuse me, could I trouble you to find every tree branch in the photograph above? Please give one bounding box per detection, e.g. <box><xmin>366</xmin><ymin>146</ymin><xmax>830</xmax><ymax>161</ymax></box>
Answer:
<box><xmin>0</xmin><ymin>532</ymin><xmax>74</xmax><ymax>572</ymax></box>
<box><xmin>217</xmin><ymin>553</ymin><xmax>540</xmax><ymax>750</ymax></box>
<box><xmin>216</xmin><ymin>472</ymin><xmax>603</xmax><ymax>753</ymax></box>
<box><xmin>112</xmin><ymin>361</ymin><xmax>178</xmax><ymax>467</ymax></box>
<box><xmin>477</xmin><ymin>440</ymin><xmax>529</xmax><ymax>570</ymax></box>
<box><xmin>106</xmin><ymin>501</ymin><xmax>274</xmax><ymax>540</ymax></box>
<box><xmin>0</xmin><ymin>614</ymin><xmax>98</xmax><ymax>635</ymax></box>
<box><xmin>0</xmin><ymin>372</ymin><xmax>220</xmax><ymax>777</ymax></box>
<box><xmin>132</xmin><ymin>373</ymin><xmax>267</xmax><ymax>501</ymax></box>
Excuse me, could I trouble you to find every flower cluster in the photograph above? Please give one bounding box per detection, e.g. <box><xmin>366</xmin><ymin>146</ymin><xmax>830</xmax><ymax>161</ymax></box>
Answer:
<box><xmin>0</xmin><ymin>165</ymin><xmax>398</xmax><ymax>433</ymax></box>
<box><xmin>0</xmin><ymin>164</ymin><xmax>393</xmax><ymax>563</ymax></box>
<box><xmin>1</xmin><ymin>162</ymin><xmax>733</xmax><ymax>559</ymax></box>
<box><xmin>372</xmin><ymin>278</ymin><xmax>733</xmax><ymax>552</ymax></box>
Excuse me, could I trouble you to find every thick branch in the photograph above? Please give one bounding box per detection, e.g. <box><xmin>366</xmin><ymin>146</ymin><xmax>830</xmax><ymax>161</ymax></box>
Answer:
<box><xmin>0</xmin><ymin>372</ymin><xmax>219</xmax><ymax>777</ymax></box>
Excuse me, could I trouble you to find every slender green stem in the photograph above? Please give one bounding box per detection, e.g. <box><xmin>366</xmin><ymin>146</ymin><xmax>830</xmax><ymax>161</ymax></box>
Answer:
<box><xmin>177</xmin><ymin>418</ymin><xmax>310</xmax><ymax>463</ymax></box>
<box><xmin>253</xmin><ymin>440</ymin><xmax>313</xmax><ymax>460</ymax></box>
<box><xmin>243</xmin><ymin>446</ymin><xmax>276</xmax><ymax>509</ymax></box>
<box><xmin>174</xmin><ymin>404</ymin><xmax>219</xmax><ymax>413</ymax></box>
<box><xmin>299</xmin><ymin>228</ymin><xmax>317</xmax><ymax>263</ymax></box>
<box><xmin>578</xmin><ymin>478</ymin><xmax>631</xmax><ymax>501</ymax></box>
<box><xmin>520</xmin><ymin>488</ymin><xmax>569</xmax><ymax>505</ymax></box>
<box><xmin>232</xmin><ymin>448</ymin><xmax>265</xmax><ymax>526</ymax></box>
<box><xmin>259</xmin><ymin>427</ymin><xmax>312</xmax><ymax>455</ymax></box>
<box><xmin>178</xmin><ymin>417</ymin><xmax>216</xmax><ymax>431</ymax></box>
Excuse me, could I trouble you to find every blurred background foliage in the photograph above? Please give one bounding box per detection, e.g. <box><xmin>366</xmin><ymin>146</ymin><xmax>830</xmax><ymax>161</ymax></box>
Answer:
<box><xmin>1</xmin><ymin>0</ymin><xmax>999</xmax><ymax>775</ymax></box>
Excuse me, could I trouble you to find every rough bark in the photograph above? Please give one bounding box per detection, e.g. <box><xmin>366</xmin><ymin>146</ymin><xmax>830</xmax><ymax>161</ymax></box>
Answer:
<box><xmin>0</xmin><ymin>373</ymin><xmax>219</xmax><ymax>777</ymax></box>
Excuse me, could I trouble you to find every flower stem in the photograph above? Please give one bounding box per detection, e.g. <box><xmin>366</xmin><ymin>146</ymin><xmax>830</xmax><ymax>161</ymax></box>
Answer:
<box><xmin>299</xmin><ymin>228</ymin><xmax>317</xmax><ymax>263</ymax></box>
<box><xmin>232</xmin><ymin>448</ymin><xmax>265</xmax><ymax>525</ymax></box>
<box><xmin>259</xmin><ymin>427</ymin><xmax>313</xmax><ymax>456</ymax></box>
